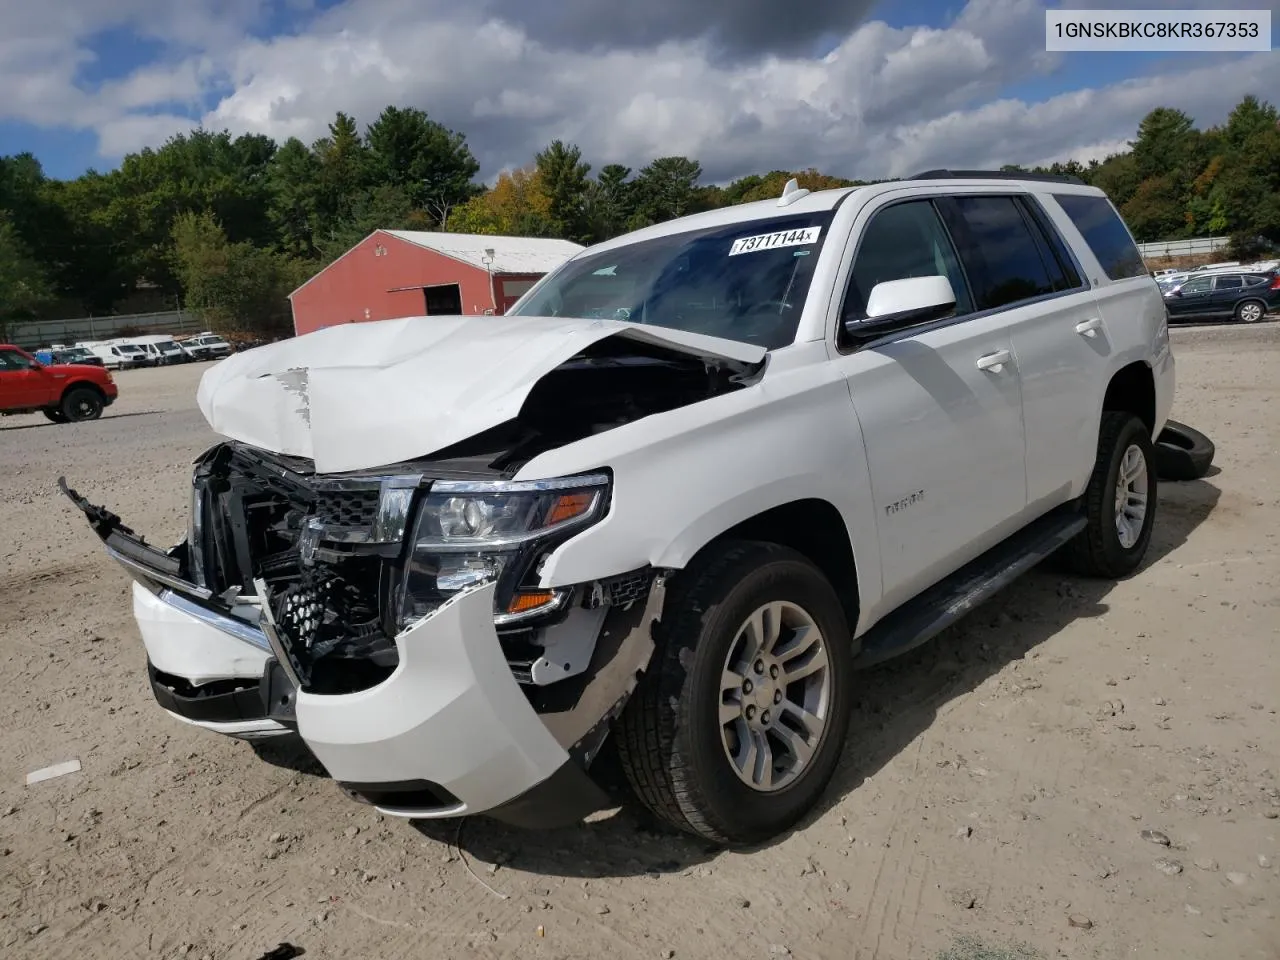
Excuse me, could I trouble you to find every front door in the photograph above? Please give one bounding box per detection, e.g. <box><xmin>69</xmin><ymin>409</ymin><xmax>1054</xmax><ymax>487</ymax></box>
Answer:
<box><xmin>833</xmin><ymin>197</ymin><xmax>1028</xmax><ymax>611</ymax></box>
<box><xmin>1166</xmin><ymin>274</ymin><xmax>1212</xmax><ymax>320</ymax></box>
<box><xmin>0</xmin><ymin>347</ymin><xmax>48</xmax><ymax>407</ymax></box>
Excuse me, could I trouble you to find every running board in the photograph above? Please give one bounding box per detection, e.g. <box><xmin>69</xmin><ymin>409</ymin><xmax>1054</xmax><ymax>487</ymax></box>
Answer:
<box><xmin>853</xmin><ymin>505</ymin><xmax>1087</xmax><ymax>668</ymax></box>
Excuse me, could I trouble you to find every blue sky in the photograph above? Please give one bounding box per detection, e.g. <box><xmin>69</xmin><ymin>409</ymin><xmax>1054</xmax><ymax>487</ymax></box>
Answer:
<box><xmin>0</xmin><ymin>0</ymin><xmax>1276</xmax><ymax>183</ymax></box>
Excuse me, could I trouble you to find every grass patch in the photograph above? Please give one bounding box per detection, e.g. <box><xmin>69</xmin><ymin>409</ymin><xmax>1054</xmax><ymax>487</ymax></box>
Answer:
<box><xmin>934</xmin><ymin>936</ymin><xmax>1044</xmax><ymax>960</ymax></box>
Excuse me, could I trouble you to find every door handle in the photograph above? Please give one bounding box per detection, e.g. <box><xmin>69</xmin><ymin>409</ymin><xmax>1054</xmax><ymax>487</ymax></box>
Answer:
<box><xmin>976</xmin><ymin>349</ymin><xmax>1011</xmax><ymax>372</ymax></box>
<box><xmin>1075</xmin><ymin>317</ymin><xmax>1103</xmax><ymax>338</ymax></box>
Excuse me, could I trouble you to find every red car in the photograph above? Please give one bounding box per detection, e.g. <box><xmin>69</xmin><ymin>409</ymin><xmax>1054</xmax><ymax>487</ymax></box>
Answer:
<box><xmin>0</xmin><ymin>344</ymin><xmax>119</xmax><ymax>422</ymax></box>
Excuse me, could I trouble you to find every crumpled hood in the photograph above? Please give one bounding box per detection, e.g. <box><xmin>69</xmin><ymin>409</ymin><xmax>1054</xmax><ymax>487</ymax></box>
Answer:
<box><xmin>196</xmin><ymin>315</ymin><xmax>766</xmax><ymax>474</ymax></box>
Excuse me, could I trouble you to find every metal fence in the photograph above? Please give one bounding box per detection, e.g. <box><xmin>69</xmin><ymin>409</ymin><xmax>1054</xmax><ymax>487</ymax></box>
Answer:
<box><xmin>5</xmin><ymin>310</ymin><xmax>203</xmax><ymax>349</ymax></box>
<box><xmin>1135</xmin><ymin>236</ymin><xmax>1229</xmax><ymax>259</ymax></box>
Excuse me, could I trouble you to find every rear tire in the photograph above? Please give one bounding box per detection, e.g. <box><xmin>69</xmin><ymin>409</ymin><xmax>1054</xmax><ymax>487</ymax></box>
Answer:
<box><xmin>1066</xmin><ymin>412</ymin><xmax>1157</xmax><ymax>579</ymax></box>
<box><xmin>1235</xmin><ymin>299</ymin><xmax>1265</xmax><ymax>324</ymax></box>
<box><xmin>60</xmin><ymin>387</ymin><xmax>104</xmax><ymax>422</ymax></box>
<box><xmin>615</xmin><ymin>541</ymin><xmax>853</xmax><ymax>846</ymax></box>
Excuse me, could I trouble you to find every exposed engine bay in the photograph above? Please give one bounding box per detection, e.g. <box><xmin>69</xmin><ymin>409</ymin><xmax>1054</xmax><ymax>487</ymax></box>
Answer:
<box><xmin>68</xmin><ymin>340</ymin><xmax>754</xmax><ymax>704</ymax></box>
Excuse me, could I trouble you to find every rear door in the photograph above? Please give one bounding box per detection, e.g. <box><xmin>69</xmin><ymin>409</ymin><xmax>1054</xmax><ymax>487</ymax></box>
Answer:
<box><xmin>1210</xmin><ymin>274</ymin><xmax>1244</xmax><ymax>317</ymax></box>
<box><xmin>937</xmin><ymin>193</ymin><xmax>1107</xmax><ymax>506</ymax></box>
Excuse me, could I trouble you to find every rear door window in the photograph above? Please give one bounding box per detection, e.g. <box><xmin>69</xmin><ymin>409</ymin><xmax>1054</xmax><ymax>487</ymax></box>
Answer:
<box><xmin>1214</xmin><ymin>275</ymin><xmax>1243</xmax><ymax>291</ymax></box>
<box><xmin>1051</xmin><ymin>193</ymin><xmax>1147</xmax><ymax>280</ymax></box>
<box><xmin>940</xmin><ymin>196</ymin><xmax>1058</xmax><ymax>311</ymax></box>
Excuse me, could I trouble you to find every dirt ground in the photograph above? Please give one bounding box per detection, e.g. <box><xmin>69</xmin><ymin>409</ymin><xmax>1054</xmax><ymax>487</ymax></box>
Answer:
<box><xmin>2</xmin><ymin>325</ymin><xmax>1278</xmax><ymax>960</ymax></box>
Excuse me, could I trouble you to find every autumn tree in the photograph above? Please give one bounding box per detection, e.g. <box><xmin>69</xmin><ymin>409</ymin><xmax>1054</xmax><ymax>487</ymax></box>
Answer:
<box><xmin>445</xmin><ymin>167</ymin><xmax>554</xmax><ymax>236</ymax></box>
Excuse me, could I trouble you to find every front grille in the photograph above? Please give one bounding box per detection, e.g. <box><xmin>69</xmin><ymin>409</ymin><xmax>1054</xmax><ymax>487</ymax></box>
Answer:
<box><xmin>314</xmin><ymin>488</ymin><xmax>381</xmax><ymax>530</ymax></box>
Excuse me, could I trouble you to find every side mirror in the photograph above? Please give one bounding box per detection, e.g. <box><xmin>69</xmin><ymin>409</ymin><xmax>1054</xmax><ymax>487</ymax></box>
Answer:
<box><xmin>844</xmin><ymin>275</ymin><xmax>957</xmax><ymax>344</ymax></box>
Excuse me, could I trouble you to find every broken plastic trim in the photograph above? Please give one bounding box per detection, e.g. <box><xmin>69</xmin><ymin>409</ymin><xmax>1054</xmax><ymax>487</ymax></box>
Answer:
<box><xmin>59</xmin><ymin>476</ymin><xmax>214</xmax><ymax>601</ymax></box>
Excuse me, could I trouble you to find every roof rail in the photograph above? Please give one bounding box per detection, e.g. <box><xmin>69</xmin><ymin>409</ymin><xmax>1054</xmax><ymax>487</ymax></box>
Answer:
<box><xmin>908</xmin><ymin>168</ymin><xmax>1086</xmax><ymax>186</ymax></box>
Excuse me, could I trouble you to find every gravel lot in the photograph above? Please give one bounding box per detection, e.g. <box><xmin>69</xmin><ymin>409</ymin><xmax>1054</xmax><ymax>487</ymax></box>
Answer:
<box><xmin>2</xmin><ymin>325</ymin><xmax>1278</xmax><ymax>960</ymax></box>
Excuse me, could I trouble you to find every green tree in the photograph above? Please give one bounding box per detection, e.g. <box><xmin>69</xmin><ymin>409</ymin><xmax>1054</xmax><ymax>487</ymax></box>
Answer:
<box><xmin>267</xmin><ymin>137</ymin><xmax>324</xmax><ymax>257</ymax></box>
<box><xmin>1131</xmin><ymin>107</ymin><xmax>1198</xmax><ymax>183</ymax></box>
<box><xmin>581</xmin><ymin>163</ymin><xmax>634</xmax><ymax>242</ymax></box>
<box><xmin>314</xmin><ymin>183</ymin><xmax>429</xmax><ymax>262</ymax></box>
<box><xmin>630</xmin><ymin>156</ymin><xmax>703</xmax><ymax>227</ymax></box>
<box><xmin>1121</xmin><ymin>175</ymin><xmax>1185</xmax><ymax>241</ymax></box>
<box><xmin>170</xmin><ymin>211</ymin><xmax>306</xmax><ymax>337</ymax></box>
<box><xmin>0</xmin><ymin>214</ymin><xmax>54</xmax><ymax>328</ymax></box>
<box><xmin>312</xmin><ymin>112</ymin><xmax>372</xmax><ymax>237</ymax></box>
<box><xmin>535</xmin><ymin>140</ymin><xmax>592</xmax><ymax>241</ymax></box>
<box><xmin>364</xmin><ymin>106</ymin><xmax>481</xmax><ymax>226</ymax></box>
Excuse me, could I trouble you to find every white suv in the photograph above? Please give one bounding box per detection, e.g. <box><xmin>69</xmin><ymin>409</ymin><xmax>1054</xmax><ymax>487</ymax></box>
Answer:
<box><xmin>63</xmin><ymin>170</ymin><xmax>1174</xmax><ymax>846</ymax></box>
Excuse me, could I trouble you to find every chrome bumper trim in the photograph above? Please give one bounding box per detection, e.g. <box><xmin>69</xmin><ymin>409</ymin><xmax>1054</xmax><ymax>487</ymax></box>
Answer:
<box><xmin>106</xmin><ymin>544</ymin><xmax>214</xmax><ymax>601</ymax></box>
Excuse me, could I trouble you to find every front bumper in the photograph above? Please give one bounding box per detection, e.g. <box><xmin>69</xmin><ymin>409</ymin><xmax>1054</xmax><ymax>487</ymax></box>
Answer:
<box><xmin>60</xmin><ymin>478</ymin><xmax>619</xmax><ymax>828</ymax></box>
<box><xmin>294</xmin><ymin>581</ymin><xmax>602</xmax><ymax>822</ymax></box>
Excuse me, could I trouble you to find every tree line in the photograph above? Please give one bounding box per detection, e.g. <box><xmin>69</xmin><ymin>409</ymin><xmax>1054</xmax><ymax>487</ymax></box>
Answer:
<box><xmin>1</xmin><ymin>95</ymin><xmax>1276</xmax><ymax>337</ymax></box>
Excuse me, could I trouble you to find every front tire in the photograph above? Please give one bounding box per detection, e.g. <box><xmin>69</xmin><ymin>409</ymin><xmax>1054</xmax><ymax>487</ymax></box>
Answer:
<box><xmin>1066</xmin><ymin>411</ymin><xmax>1157</xmax><ymax>578</ymax></box>
<box><xmin>43</xmin><ymin>409</ymin><xmax>68</xmax><ymax>423</ymax></box>
<box><xmin>60</xmin><ymin>387</ymin><xmax>104</xmax><ymax>422</ymax></box>
<box><xmin>615</xmin><ymin>541</ymin><xmax>853</xmax><ymax>846</ymax></box>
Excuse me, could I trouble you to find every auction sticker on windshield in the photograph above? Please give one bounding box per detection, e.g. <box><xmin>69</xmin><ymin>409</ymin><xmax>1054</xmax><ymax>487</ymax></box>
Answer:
<box><xmin>729</xmin><ymin>226</ymin><xmax>822</xmax><ymax>256</ymax></box>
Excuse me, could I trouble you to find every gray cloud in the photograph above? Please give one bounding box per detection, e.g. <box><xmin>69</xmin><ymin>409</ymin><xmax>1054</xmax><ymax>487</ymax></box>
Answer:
<box><xmin>468</xmin><ymin>0</ymin><xmax>880</xmax><ymax>58</ymax></box>
<box><xmin>2</xmin><ymin>0</ymin><xmax>1276</xmax><ymax>194</ymax></box>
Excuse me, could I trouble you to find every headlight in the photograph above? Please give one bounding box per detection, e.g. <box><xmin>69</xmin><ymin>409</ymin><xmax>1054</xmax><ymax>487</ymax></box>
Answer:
<box><xmin>398</xmin><ymin>474</ymin><xmax>610</xmax><ymax>629</ymax></box>
<box><xmin>188</xmin><ymin>481</ymin><xmax>206</xmax><ymax>587</ymax></box>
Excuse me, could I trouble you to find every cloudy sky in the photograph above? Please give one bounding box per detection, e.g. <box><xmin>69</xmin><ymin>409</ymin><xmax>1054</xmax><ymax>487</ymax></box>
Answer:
<box><xmin>1</xmin><ymin>0</ymin><xmax>1277</xmax><ymax>184</ymax></box>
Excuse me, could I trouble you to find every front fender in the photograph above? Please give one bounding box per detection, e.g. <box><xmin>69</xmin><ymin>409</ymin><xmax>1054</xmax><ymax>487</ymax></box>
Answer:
<box><xmin>513</xmin><ymin>352</ymin><xmax>884</xmax><ymax>615</ymax></box>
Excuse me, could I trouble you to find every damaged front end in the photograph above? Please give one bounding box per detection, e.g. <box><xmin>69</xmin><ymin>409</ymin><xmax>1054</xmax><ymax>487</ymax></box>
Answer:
<box><xmin>59</xmin><ymin>438</ymin><xmax>665</xmax><ymax>825</ymax></box>
<box><xmin>60</xmin><ymin>323</ymin><xmax>770</xmax><ymax>825</ymax></box>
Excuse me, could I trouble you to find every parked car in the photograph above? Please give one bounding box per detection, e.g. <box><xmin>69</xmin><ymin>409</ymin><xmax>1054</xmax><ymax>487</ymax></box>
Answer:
<box><xmin>62</xmin><ymin>171</ymin><xmax>1174</xmax><ymax>846</ymax></box>
<box><xmin>79</xmin><ymin>341</ymin><xmax>151</xmax><ymax>370</ymax></box>
<box><xmin>129</xmin><ymin>334</ymin><xmax>188</xmax><ymax>365</ymax></box>
<box><xmin>1163</xmin><ymin>270</ymin><xmax>1280</xmax><ymax>323</ymax></box>
<box><xmin>178</xmin><ymin>332</ymin><xmax>233</xmax><ymax>361</ymax></box>
<box><xmin>51</xmin><ymin>346</ymin><xmax>107</xmax><ymax>367</ymax></box>
<box><xmin>0</xmin><ymin>344</ymin><xmax>118</xmax><ymax>422</ymax></box>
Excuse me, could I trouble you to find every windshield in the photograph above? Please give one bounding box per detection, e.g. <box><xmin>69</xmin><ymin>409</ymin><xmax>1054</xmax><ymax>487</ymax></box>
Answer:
<box><xmin>160</xmin><ymin>343</ymin><xmax>181</xmax><ymax>353</ymax></box>
<box><xmin>116</xmin><ymin>345</ymin><xmax>144</xmax><ymax>355</ymax></box>
<box><xmin>510</xmin><ymin>212</ymin><xmax>836</xmax><ymax>349</ymax></box>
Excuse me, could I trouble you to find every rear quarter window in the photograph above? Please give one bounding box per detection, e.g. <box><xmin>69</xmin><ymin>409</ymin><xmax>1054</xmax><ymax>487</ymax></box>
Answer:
<box><xmin>1052</xmin><ymin>193</ymin><xmax>1148</xmax><ymax>281</ymax></box>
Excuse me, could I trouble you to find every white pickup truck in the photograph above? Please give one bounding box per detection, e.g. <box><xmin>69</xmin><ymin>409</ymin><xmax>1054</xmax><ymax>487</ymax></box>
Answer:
<box><xmin>63</xmin><ymin>170</ymin><xmax>1174</xmax><ymax>846</ymax></box>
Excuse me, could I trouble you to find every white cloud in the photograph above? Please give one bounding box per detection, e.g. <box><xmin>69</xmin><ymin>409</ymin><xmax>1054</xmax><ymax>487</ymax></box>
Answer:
<box><xmin>1</xmin><ymin>0</ymin><xmax>1276</xmax><ymax>184</ymax></box>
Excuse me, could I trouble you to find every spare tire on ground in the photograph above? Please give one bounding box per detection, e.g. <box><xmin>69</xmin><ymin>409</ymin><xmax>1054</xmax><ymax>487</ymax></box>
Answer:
<box><xmin>1155</xmin><ymin>419</ymin><xmax>1215</xmax><ymax>481</ymax></box>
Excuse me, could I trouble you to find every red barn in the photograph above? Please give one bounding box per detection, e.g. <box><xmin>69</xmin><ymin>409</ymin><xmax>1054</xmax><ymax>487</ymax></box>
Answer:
<box><xmin>289</xmin><ymin>230</ymin><xmax>585</xmax><ymax>336</ymax></box>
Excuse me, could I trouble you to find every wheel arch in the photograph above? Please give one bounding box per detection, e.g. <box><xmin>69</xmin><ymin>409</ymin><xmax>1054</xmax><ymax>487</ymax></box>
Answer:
<box><xmin>59</xmin><ymin>379</ymin><xmax>107</xmax><ymax>404</ymax></box>
<box><xmin>676</xmin><ymin>498</ymin><xmax>861</xmax><ymax>633</ymax></box>
<box><xmin>1102</xmin><ymin>360</ymin><xmax>1156</xmax><ymax>435</ymax></box>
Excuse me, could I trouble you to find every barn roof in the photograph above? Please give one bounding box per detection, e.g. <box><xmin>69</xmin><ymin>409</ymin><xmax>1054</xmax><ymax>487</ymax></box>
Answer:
<box><xmin>382</xmin><ymin>230</ymin><xmax>585</xmax><ymax>274</ymax></box>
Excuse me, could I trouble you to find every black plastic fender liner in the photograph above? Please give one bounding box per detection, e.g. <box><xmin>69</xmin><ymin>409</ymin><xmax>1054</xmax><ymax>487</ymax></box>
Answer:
<box><xmin>1155</xmin><ymin>419</ymin><xmax>1216</xmax><ymax>482</ymax></box>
